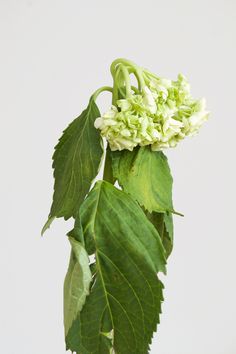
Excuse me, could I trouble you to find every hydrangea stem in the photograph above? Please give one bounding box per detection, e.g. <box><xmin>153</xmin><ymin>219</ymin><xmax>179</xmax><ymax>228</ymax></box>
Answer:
<box><xmin>110</xmin><ymin>58</ymin><xmax>136</xmax><ymax>76</ymax></box>
<box><xmin>110</xmin><ymin>58</ymin><xmax>146</xmax><ymax>97</ymax></box>
<box><xmin>120</xmin><ymin>65</ymin><xmax>132</xmax><ymax>98</ymax></box>
<box><xmin>92</xmin><ymin>86</ymin><xmax>113</xmax><ymax>101</ymax></box>
<box><xmin>112</xmin><ymin>66</ymin><xmax>121</xmax><ymax>105</ymax></box>
<box><xmin>135</xmin><ymin>67</ymin><xmax>146</xmax><ymax>91</ymax></box>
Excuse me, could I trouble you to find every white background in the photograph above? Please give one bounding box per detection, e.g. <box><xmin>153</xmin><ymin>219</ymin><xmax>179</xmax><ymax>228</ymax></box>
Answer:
<box><xmin>0</xmin><ymin>1</ymin><xmax>236</xmax><ymax>353</ymax></box>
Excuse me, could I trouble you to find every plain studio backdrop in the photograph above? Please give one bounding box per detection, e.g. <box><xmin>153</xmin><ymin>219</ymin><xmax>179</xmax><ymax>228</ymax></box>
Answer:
<box><xmin>0</xmin><ymin>1</ymin><xmax>235</xmax><ymax>353</ymax></box>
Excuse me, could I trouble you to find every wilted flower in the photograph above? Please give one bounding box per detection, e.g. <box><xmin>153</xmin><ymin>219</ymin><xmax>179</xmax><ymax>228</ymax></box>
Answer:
<box><xmin>94</xmin><ymin>73</ymin><xmax>209</xmax><ymax>151</ymax></box>
<box><xmin>142</xmin><ymin>86</ymin><xmax>157</xmax><ymax>114</ymax></box>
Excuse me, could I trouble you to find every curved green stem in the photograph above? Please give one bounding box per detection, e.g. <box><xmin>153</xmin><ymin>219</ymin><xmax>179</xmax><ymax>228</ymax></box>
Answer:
<box><xmin>110</xmin><ymin>58</ymin><xmax>137</xmax><ymax>77</ymax></box>
<box><xmin>92</xmin><ymin>86</ymin><xmax>113</xmax><ymax>101</ymax></box>
<box><xmin>135</xmin><ymin>67</ymin><xmax>146</xmax><ymax>91</ymax></box>
<box><xmin>110</xmin><ymin>58</ymin><xmax>146</xmax><ymax>93</ymax></box>
<box><xmin>143</xmin><ymin>72</ymin><xmax>152</xmax><ymax>85</ymax></box>
<box><xmin>112</xmin><ymin>66</ymin><xmax>121</xmax><ymax>105</ymax></box>
<box><xmin>120</xmin><ymin>65</ymin><xmax>132</xmax><ymax>98</ymax></box>
<box><xmin>131</xmin><ymin>85</ymin><xmax>139</xmax><ymax>94</ymax></box>
<box><xmin>143</xmin><ymin>68</ymin><xmax>160</xmax><ymax>81</ymax></box>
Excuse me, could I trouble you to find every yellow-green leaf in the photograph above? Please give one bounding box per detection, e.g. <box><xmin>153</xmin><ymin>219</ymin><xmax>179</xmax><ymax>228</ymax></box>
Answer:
<box><xmin>64</xmin><ymin>237</ymin><xmax>92</xmax><ymax>336</ymax></box>
<box><xmin>112</xmin><ymin>146</ymin><xmax>174</xmax><ymax>213</ymax></box>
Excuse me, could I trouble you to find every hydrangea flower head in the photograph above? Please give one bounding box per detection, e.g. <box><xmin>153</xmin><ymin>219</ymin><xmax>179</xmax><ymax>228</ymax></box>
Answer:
<box><xmin>94</xmin><ymin>64</ymin><xmax>209</xmax><ymax>151</ymax></box>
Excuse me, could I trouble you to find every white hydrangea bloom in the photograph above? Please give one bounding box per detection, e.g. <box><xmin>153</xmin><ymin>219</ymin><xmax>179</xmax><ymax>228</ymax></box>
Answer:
<box><xmin>94</xmin><ymin>74</ymin><xmax>209</xmax><ymax>151</ymax></box>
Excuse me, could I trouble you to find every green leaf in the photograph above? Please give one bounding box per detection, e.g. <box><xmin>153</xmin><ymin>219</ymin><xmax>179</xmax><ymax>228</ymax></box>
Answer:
<box><xmin>112</xmin><ymin>146</ymin><xmax>174</xmax><ymax>213</ymax></box>
<box><xmin>164</xmin><ymin>212</ymin><xmax>174</xmax><ymax>241</ymax></box>
<box><xmin>43</xmin><ymin>98</ymin><xmax>103</xmax><ymax>231</ymax></box>
<box><xmin>67</xmin><ymin>276</ymin><xmax>114</xmax><ymax>354</ymax></box>
<box><xmin>66</xmin><ymin>181</ymin><xmax>166</xmax><ymax>354</ymax></box>
<box><xmin>146</xmin><ymin>212</ymin><xmax>174</xmax><ymax>258</ymax></box>
<box><xmin>64</xmin><ymin>237</ymin><xmax>92</xmax><ymax>336</ymax></box>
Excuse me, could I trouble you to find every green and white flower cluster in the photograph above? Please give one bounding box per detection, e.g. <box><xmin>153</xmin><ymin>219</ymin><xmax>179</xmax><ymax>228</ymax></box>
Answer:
<box><xmin>94</xmin><ymin>64</ymin><xmax>209</xmax><ymax>151</ymax></box>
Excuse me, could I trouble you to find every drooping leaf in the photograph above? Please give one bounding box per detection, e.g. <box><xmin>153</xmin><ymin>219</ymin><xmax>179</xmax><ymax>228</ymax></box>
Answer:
<box><xmin>67</xmin><ymin>275</ymin><xmax>114</xmax><ymax>354</ymax></box>
<box><xmin>146</xmin><ymin>211</ymin><xmax>174</xmax><ymax>258</ymax></box>
<box><xmin>64</xmin><ymin>237</ymin><xmax>92</xmax><ymax>336</ymax></box>
<box><xmin>42</xmin><ymin>98</ymin><xmax>103</xmax><ymax>232</ymax></box>
<box><xmin>111</xmin><ymin>146</ymin><xmax>174</xmax><ymax>213</ymax></box>
<box><xmin>66</xmin><ymin>181</ymin><xmax>166</xmax><ymax>354</ymax></box>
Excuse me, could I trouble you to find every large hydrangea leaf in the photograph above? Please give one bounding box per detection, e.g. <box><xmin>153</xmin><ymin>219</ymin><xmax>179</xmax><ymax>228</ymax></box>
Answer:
<box><xmin>112</xmin><ymin>146</ymin><xmax>174</xmax><ymax>213</ymax></box>
<box><xmin>66</xmin><ymin>181</ymin><xmax>166</xmax><ymax>354</ymax></box>
<box><xmin>42</xmin><ymin>99</ymin><xmax>103</xmax><ymax>233</ymax></box>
